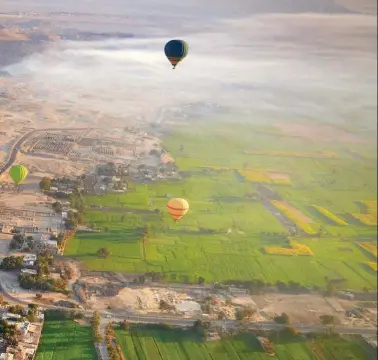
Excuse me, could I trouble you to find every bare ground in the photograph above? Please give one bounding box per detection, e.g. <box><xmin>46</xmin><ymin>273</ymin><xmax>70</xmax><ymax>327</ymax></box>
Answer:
<box><xmin>0</xmin><ymin>271</ymin><xmax>73</xmax><ymax>304</ymax></box>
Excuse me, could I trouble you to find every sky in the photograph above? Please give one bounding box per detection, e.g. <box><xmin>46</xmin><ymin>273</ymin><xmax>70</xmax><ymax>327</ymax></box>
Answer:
<box><xmin>3</xmin><ymin>0</ymin><xmax>377</xmax><ymax>133</ymax></box>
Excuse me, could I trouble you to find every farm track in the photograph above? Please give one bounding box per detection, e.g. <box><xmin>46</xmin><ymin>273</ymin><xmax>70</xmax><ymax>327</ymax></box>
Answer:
<box><xmin>89</xmin><ymin>205</ymin><xmax>157</xmax><ymax>215</ymax></box>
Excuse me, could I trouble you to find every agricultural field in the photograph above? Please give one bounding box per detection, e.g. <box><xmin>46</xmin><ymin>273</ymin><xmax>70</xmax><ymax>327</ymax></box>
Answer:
<box><xmin>312</xmin><ymin>205</ymin><xmax>348</xmax><ymax>226</ymax></box>
<box><xmin>115</xmin><ymin>326</ymin><xmax>370</xmax><ymax>360</ymax></box>
<box><xmin>352</xmin><ymin>201</ymin><xmax>378</xmax><ymax>226</ymax></box>
<box><xmin>237</xmin><ymin>169</ymin><xmax>292</xmax><ymax>185</ymax></box>
<box><xmin>357</xmin><ymin>242</ymin><xmax>377</xmax><ymax>258</ymax></box>
<box><xmin>65</xmin><ymin>122</ymin><xmax>377</xmax><ymax>290</ymax></box>
<box><xmin>265</xmin><ymin>240</ymin><xmax>314</xmax><ymax>256</ymax></box>
<box><xmin>270</xmin><ymin>200</ymin><xmax>319</xmax><ymax>235</ymax></box>
<box><xmin>35</xmin><ymin>317</ymin><xmax>97</xmax><ymax>360</ymax></box>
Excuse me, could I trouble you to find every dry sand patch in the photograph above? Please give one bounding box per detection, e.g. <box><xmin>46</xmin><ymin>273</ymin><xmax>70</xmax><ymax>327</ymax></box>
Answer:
<box><xmin>256</xmin><ymin>294</ymin><xmax>342</xmax><ymax>324</ymax></box>
<box><xmin>18</xmin><ymin>154</ymin><xmax>90</xmax><ymax>178</ymax></box>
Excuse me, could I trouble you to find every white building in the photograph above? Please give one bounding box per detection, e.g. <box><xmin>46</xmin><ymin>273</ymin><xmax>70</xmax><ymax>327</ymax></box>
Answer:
<box><xmin>14</xmin><ymin>226</ymin><xmax>35</xmax><ymax>234</ymax></box>
<box><xmin>41</xmin><ymin>240</ymin><xmax>58</xmax><ymax>248</ymax></box>
<box><xmin>28</xmin><ymin>233</ymin><xmax>50</xmax><ymax>242</ymax></box>
<box><xmin>0</xmin><ymin>353</ymin><xmax>14</xmax><ymax>360</ymax></box>
<box><xmin>17</xmin><ymin>321</ymin><xmax>30</xmax><ymax>337</ymax></box>
<box><xmin>21</xmin><ymin>269</ymin><xmax>38</xmax><ymax>275</ymax></box>
<box><xmin>23</xmin><ymin>254</ymin><xmax>37</xmax><ymax>262</ymax></box>
<box><xmin>2</xmin><ymin>313</ymin><xmax>22</xmax><ymax>320</ymax></box>
<box><xmin>23</xmin><ymin>254</ymin><xmax>37</xmax><ymax>267</ymax></box>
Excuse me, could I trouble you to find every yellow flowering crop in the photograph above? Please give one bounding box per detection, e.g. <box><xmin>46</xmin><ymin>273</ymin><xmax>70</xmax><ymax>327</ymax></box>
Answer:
<box><xmin>312</xmin><ymin>205</ymin><xmax>348</xmax><ymax>225</ymax></box>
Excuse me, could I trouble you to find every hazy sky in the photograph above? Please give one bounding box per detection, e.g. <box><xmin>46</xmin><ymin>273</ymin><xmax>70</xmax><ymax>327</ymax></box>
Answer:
<box><xmin>3</xmin><ymin>0</ymin><xmax>377</xmax><ymax>132</ymax></box>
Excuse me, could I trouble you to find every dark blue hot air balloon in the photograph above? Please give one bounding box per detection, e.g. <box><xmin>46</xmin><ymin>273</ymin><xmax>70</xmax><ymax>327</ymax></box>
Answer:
<box><xmin>164</xmin><ymin>39</ymin><xmax>189</xmax><ymax>69</ymax></box>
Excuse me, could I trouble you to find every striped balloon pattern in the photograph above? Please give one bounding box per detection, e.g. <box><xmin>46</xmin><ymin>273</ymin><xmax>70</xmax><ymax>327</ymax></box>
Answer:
<box><xmin>166</xmin><ymin>198</ymin><xmax>189</xmax><ymax>222</ymax></box>
<box><xmin>164</xmin><ymin>40</ymin><xmax>189</xmax><ymax>69</ymax></box>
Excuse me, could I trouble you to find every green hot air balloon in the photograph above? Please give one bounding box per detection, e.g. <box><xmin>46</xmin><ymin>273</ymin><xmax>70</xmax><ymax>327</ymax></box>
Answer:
<box><xmin>164</xmin><ymin>39</ymin><xmax>189</xmax><ymax>69</ymax></box>
<box><xmin>10</xmin><ymin>164</ymin><xmax>28</xmax><ymax>185</ymax></box>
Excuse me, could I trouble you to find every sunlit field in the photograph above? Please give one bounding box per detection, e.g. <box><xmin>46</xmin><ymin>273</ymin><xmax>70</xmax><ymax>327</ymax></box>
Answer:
<box><xmin>65</xmin><ymin>122</ymin><xmax>377</xmax><ymax>290</ymax></box>
<box><xmin>115</xmin><ymin>325</ymin><xmax>370</xmax><ymax>360</ymax></box>
<box><xmin>36</xmin><ymin>317</ymin><xmax>96</xmax><ymax>360</ymax></box>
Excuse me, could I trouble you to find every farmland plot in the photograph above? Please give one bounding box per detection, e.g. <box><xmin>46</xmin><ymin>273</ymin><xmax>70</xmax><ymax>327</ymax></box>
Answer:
<box><xmin>116</xmin><ymin>327</ymin><xmax>370</xmax><ymax>360</ymax></box>
<box><xmin>36</xmin><ymin>319</ymin><xmax>96</xmax><ymax>360</ymax></box>
<box><xmin>65</xmin><ymin>123</ymin><xmax>376</xmax><ymax>290</ymax></box>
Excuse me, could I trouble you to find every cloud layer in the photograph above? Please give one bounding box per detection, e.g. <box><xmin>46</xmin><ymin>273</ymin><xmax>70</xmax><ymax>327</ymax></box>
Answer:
<box><xmin>3</xmin><ymin>2</ymin><xmax>377</xmax><ymax>132</ymax></box>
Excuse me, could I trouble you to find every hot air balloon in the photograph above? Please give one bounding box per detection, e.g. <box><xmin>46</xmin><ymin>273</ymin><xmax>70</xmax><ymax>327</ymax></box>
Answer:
<box><xmin>164</xmin><ymin>40</ymin><xmax>189</xmax><ymax>69</ymax></box>
<box><xmin>166</xmin><ymin>198</ymin><xmax>189</xmax><ymax>222</ymax></box>
<box><xmin>9</xmin><ymin>164</ymin><xmax>28</xmax><ymax>192</ymax></box>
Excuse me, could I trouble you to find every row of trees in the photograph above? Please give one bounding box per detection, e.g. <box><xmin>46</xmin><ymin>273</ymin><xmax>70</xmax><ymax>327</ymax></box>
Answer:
<box><xmin>131</xmin><ymin>271</ymin><xmax>205</xmax><ymax>285</ymax></box>
<box><xmin>91</xmin><ymin>312</ymin><xmax>102</xmax><ymax>344</ymax></box>
<box><xmin>130</xmin><ymin>273</ymin><xmax>316</xmax><ymax>290</ymax></box>
<box><xmin>105</xmin><ymin>323</ymin><xmax>124</xmax><ymax>360</ymax></box>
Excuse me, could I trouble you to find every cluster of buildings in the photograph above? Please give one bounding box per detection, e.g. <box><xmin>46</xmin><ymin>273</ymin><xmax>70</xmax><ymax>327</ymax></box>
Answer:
<box><xmin>21</xmin><ymin>254</ymin><xmax>38</xmax><ymax>276</ymax></box>
<box><xmin>0</xmin><ymin>310</ymin><xmax>44</xmax><ymax>360</ymax></box>
<box><xmin>92</xmin><ymin>175</ymin><xmax>127</xmax><ymax>193</ymax></box>
<box><xmin>0</xmin><ymin>225</ymin><xmax>59</xmax><ymax>253</ymax></box>
<box><xmin>0</xmin><ymin>205</ymin><xmax>63</xmax><ymax>237</ymax></box>
<box><xmin>131</xmin><ymin>164</ymin><xmax>177</xmax><ymax>183</ymax></box>
<box><xmin>25</xmin><ymin>233</ymin><xmax>58</xmax><ymax>253</ymax></box>
<box><xmin>24</xmin><ymin>131</ymin><xmax>86</xmax><ymax>157</ymax></box>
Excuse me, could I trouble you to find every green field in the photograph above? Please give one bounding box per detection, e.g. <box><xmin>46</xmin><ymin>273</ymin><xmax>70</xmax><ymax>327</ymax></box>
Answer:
<box><xmin>35</xmin><ymin>318</ymin><xmax>97</xmax><ymax>360</ymax></box>
<box><xmin>65</xmin><ymin>123</ymin><xmax>377</xmax><ymax>290</ymax></box>
<box><xmin>115</xmin><ymin>326</ymin><xmax>370</xmax><ymax>360</ymax></box>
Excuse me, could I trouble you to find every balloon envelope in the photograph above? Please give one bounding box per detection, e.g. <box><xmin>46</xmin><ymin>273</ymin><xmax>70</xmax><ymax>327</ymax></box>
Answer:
<box><xmin>164</xmin><ymin>40</ymin><xmax>188</xmax><ymax>68</ymax></box>
<box><xmin>9</xmin><ymin>165</ymin><xmax>28</xmax><ymax>185</ymax></box>
<box><xmin>166</xmin><ymin>198</ymin><xmax>189</xmax><ymax>222</ymax></box>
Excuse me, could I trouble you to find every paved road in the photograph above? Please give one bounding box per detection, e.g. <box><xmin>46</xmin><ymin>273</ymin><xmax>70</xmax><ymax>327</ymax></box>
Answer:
<box><xmin>0</xmin><ymin>279</ymin><xmax>376</xmax><ymax>337</ymax></box>
<box><xmin>0</xmin><ymin>130</ymin><xmax>36</xmax><ymax>175</ymax></box>
<box><xmin>0</xmin><ymin>127</ymin><xmax>93</xmax><ymax>175</ymax></box>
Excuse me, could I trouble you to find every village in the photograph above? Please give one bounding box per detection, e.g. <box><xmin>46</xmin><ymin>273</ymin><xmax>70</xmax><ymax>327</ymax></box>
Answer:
<box><xmin>0</xmin><ymin>178</ymin><xmax>376</xmax><ymax>358</ymax></box>
<box><xmin>0</xmin><ymin>123</ymin><xmax>376</xmax><ymax>359</ymax></box>
<box><xmin>0</xmin><ymin>302</ymin><xmax>44</xmax><ymax>360</ymax></box>
<box><xmin>19</xmin><ymin>127</ymin><xmax>170</xmax><ymax>178</ymax></box>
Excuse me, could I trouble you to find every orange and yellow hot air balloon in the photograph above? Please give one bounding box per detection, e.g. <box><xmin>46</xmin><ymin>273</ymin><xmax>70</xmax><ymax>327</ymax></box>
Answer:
<box><xmin>166</xmin><ymin>198</ymin><xmax>189</xmax><ymax>222</ymax></box>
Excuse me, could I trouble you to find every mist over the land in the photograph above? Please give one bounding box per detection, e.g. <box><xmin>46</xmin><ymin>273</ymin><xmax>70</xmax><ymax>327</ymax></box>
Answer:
<box><xmin>3</xmin><ymin>0</ymin><xmax>377</xmax><ymax>133</ymax></box>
